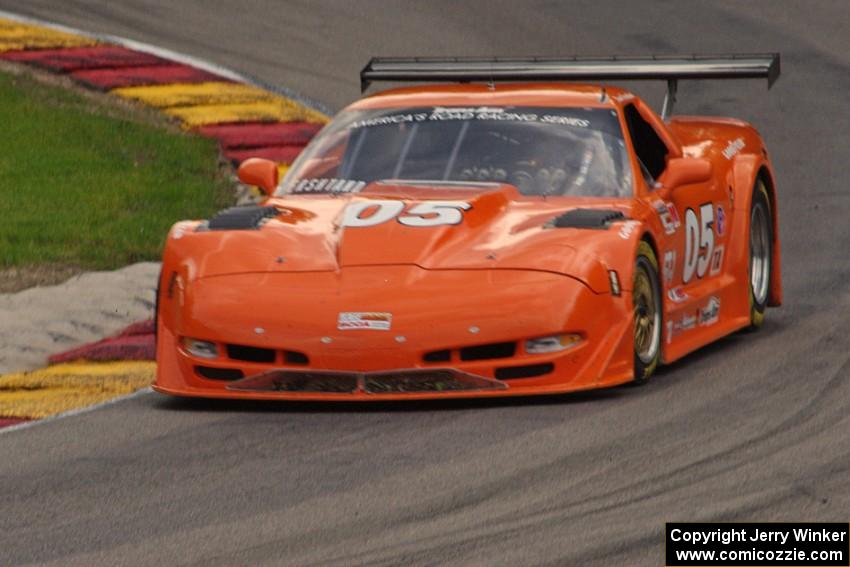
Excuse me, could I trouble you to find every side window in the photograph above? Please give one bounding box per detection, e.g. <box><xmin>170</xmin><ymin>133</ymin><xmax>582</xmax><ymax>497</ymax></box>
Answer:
<box><xmin>623</xmin><ymin>103</ymin><xmax>669</xmax><ymax>183</ymax></box>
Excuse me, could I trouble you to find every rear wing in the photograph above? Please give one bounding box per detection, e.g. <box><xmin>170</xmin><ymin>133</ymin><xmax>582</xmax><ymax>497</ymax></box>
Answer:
<box><xmin>360</xmin><ymin>54</ymin><xmax>780</xmax><ymax>119</ymax></box>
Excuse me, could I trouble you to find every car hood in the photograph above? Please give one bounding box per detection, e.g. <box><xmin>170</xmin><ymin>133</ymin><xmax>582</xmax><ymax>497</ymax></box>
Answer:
<box><xmin>169</xmin><ymin>182</ymin><xmax>634</xmax><ymax>293</ymax></box>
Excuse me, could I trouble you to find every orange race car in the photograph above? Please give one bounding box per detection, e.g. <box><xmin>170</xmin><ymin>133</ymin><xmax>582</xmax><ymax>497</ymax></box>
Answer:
<box><xmin>154</xmin><ymin>55</ymin><xmax>782</xmax><ymax>401</ymax></box>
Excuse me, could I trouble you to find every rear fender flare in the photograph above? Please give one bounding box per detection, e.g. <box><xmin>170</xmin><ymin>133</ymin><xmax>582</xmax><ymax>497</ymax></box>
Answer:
<box><xmin>728</xmin><ymin>155</ymin><xmax>782</xmax><ymax>306</ymax></box>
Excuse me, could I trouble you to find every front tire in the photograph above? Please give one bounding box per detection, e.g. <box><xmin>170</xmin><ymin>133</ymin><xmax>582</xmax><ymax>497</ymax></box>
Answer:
<box><xmin>748</xmin><ymin>180</ymin><xmax>772</xmax><ymax>329</ymax></box>
<box><xmin>633</xmin><ymin>240</ymin><xmax>662</xmax><ymax>384</ymax></box>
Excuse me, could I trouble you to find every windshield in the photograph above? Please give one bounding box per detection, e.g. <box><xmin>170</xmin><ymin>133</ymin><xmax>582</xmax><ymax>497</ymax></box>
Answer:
<box><xmin>278</xmin><ymin>106</ymin><xmax>633</xmax><ymax>197</ymax></box>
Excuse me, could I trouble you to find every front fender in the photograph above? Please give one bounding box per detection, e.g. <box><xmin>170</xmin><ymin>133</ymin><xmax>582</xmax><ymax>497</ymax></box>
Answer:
<box><xmin>513</xmin><ymin>220</ymin><xmax>647</xmax><ymax>295</ymax></box>
<box><xmin>553</xmin><ymin>219</ymin><xmax>647</xmax><ymax>382</ymax></box>
<box><xmin>158</xmin><ymin>221</ymin><xmax>203</xmax><ymax>339</ymax></box>
<box><xmin>574</xmin><ymin>219</ymin><xmax>648</xmax><ymax>293</ymax></box>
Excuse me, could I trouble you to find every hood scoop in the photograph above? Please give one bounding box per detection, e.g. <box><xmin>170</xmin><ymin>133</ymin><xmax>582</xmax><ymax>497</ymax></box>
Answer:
<box><xmin>550</xmin><ymin>208</ymin><xmax>625</xmax><ymax>229</ymax></box>
<box><xmin>206</xmin><ymin>205</ymin><xmax>279</xmax><ymax>231</ymax></box>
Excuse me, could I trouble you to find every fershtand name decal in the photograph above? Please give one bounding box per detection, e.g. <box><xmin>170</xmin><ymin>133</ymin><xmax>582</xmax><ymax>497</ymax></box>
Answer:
<box><xmin>292</xmin><ymin>178</ymin><xmax>366</xmax><ymax>194</ymax></box>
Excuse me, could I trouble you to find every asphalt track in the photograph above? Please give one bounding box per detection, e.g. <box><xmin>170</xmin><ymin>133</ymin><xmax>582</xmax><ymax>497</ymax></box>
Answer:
<box><xmin>1</xmin><ymin>2</ymin><xmax>849</xmax><ymax>565</ymax></box>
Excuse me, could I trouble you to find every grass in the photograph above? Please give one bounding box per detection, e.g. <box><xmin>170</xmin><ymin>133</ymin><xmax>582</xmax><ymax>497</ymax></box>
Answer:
<box><xmin>0</xmin><ymin>68</ymin><xmax>232</xmax><ymax>270</ymax></box>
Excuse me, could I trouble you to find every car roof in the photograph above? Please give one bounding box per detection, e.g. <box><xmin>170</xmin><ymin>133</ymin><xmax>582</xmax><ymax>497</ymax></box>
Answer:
<box><xmin>348</xmin><ymin>82</ymin><xmax>632</xmax><ymax>110</ymax></box>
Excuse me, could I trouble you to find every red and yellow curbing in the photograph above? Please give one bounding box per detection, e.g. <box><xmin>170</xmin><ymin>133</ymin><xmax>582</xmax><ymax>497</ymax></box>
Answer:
<box><xmin>113</xmin><ymin>81</ymin><xmax>280</xmax><ymax>108</ymax></box>
<box><xmin>73</xmin><ymin>63</ymin><xmax>227</xmax><ymax>90</ymax></box>
<box><xmin>0</xmin><ymin>322</ymin><xmax>156</xmax><ymax>427</ymax></box>
<box><xmin>0</xmin><ymin>19</ymin><xmax>97</xmax><ymax>52</ymax></box>
<box><xmin>0</xmin><ymin>15</ymin><xmax>327</xmax><ymax>169</ymax></box>
<box><xmin>48</xmin><ymin>320</ymin><xmax>156</xmax><ymax>365</ymax></box>
<box><xmin>0</xmin><ymin>361</ymin><xmax>155</xmax><ymax>421</ymax></box>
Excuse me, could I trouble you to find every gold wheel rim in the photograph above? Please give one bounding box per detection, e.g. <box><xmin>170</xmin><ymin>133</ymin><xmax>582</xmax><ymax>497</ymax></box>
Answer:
<box><xmin>633</xmin><ymin>263</ymin><xmax>660</xmax><ymax>364</ymax></box>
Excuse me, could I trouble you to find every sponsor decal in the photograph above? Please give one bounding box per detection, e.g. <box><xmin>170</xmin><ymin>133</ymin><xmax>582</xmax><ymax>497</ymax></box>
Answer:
<box><xmin>666</xmin><ymin>202</ymin><xmax>681</xmax><ymax>225</ymax></box>
<box><xmin>352</xmin><ymin>107</ymin><xmax>591</xmax><ymax>129</ymax></box>
<box><xmin>663</xmin><ymin>251</ymin><xmax>676</xmax><ymax>284</ymax></box>
<box><xmin>679</xmin><ymin>313</ymin><xmax>697</xmax><ymax>330</ymax></box>
<box><xmin>673</xmin><ymin>313</ymin><xmax>697</xmax><ymax>337</ymax></box>
<box><xmin>654</xmin><ymin>200</ymin><xmax>680</xmax><ymax>235</ymax></box>
<box><xmin>539</xmin><ymin>114</ymin><xmax>592</xmax><ymax>128</ymax></box>
<box><xmin>722</xmin><ymin>137</ymin><xmax>746</xmax><ymax>160</ymax></box>
<box><xmin>716</xmin><ymin>205</ymin><xmax>726</xmax><ymax>235</ymax></box>
<box><xmin>667</xmin><ymin>287</ymin><xmax>689</xmax><ymax>303</ymax></box>
<box><xmin>709</xmin><ymin>245</ymin><xmax>725</xmax><ymax>276</ymax></box>
<box><xmin>699</xmin><ymin>296</ymin><xmax>721</xmax><ymax>326</ymax></box>
<box><xmin>669</xmin><ymin>311</ymin><xmax>697</xmax><ymax>342</ymax></box>
<box><xmin>351</xmin><ymin>112</ymin><xmax>428</xmax><ymax>128</ymax></box>
<box><xmin>337</xmin><ymin>312</ymin><xmax>392</xmax><ymax>331</ymax></box>
<box><xmin>618</xmin><ymin>220</ymin><xmax>639</xmax><ymax>240</ymax></box>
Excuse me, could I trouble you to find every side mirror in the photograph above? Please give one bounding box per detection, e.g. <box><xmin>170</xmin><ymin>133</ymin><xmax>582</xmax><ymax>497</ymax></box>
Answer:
<box><xmin>661</xmin><ymin>157</ymin><xmax>712</xmax><ymax>190</ymax></box>
<box><xmin>237</xmin><ymin>158</ymin><xmax>279</xmax><ymax>195</ymax></box>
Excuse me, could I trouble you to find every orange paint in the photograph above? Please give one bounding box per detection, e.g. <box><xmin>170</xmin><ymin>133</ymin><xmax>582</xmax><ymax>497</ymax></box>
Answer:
<box><xmin>155</xmin><ymin>83</ymin><xmax>781</xmax><ymax>400</ymax></box>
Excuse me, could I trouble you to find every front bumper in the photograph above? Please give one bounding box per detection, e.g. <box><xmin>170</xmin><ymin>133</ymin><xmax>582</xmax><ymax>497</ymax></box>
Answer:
<box><xmin>155</xmin><ymin>267</ymin><xmax>636</xmax><ymax>400</ymax></box>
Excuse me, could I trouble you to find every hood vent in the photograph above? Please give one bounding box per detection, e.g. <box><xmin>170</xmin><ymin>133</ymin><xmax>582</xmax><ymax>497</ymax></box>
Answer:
<box><xmin>551</xmin><ymin>208</ymin><xmax>625</xmax><ymax>229</ymax></box>
<box><xmin>206</xmin><ymin>205</ymin><xmax>278</xmax><ymax>231</ymax></box>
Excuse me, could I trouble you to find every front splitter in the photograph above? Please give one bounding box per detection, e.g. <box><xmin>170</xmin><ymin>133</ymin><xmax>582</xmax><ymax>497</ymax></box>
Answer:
<box><xmin>226</xmin><ymin>367</ymin><xmax>508</xmax><ymax>395</ymax></box>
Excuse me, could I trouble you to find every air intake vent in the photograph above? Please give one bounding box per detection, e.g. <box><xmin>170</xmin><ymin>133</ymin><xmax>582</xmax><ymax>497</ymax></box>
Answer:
<box><xmin>226</xmin><ymin>344</ymin><xmax>276</xmax><ymax>363</ymax></box>
<box><xmin>460</xmin><ymin>342</ymin><xmax>516</xmax><ymax>361</ymax></box>
<box><xmin>494</xmin><ymin>363</ymin><xmax>554</xmax><ymax>380</ymax></box>
<box><xmin>195</xmin><ymin>366</ymin><xmax>245</xmax><ymax>381</ymax></box>
<box><xmin>423</xmin><ymin>349</ymin><xmax>451</xmax><ymax>363</ymax></box>
<box><xmin>207</xmin><ymin>205</ymin><xmax>277</xmax><ymax>231</ymax></box>
<box><xmin>552</xmin><ymin>208</ymin><xmax>625</xmax><ymax>229</ymax></box>
<box><xmin>284</xmin><ymin>350</ymin><xmax>310</xmax><ymax>365</ymax></box>
<box><xmin>364</xmin><ymin>369</ymin><xmax>505</xmax><ymax>393</ymax></box>
<box><xmin>230</xmin><ymin>370</ymin><xmax>359</xmax><ymax>393</ymax></box>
